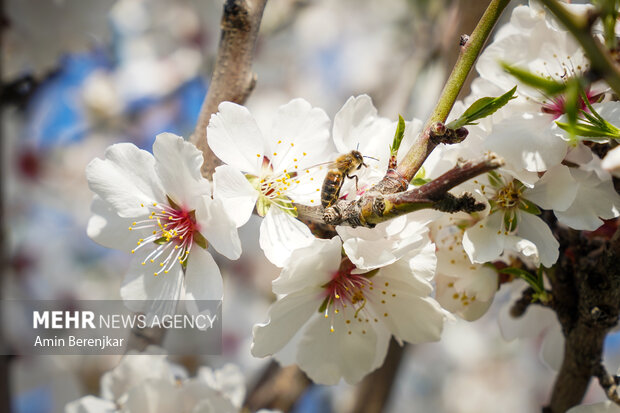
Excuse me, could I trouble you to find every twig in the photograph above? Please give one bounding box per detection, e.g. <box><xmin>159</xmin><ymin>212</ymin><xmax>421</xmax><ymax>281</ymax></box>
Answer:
<box><xmin>191</xmin><ymin>0</ymin><xmax>268</xmax><ymax>179</ymax></box>
<box><xmin>298</xmin><ymin>153</ymin><xmax>503</xmax><ymax>228</ymax></box>
<box><xmin>594</xmin><ymin>363</ymin><xmax>620</xmax><ymax>405</ymax></box>
<box><xmin>395</xmin><ymin>0</ymin><xmax>511</xmax><ymax>182</ymax></box>
<box><xmin>539</xmin><ymin>0</ymin><xmax>620</xmax><ymax>96</ymax></box>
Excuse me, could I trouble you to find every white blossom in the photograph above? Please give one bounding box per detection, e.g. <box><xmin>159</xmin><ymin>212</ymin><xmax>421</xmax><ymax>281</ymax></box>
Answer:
<box><xmin>86</xmin><ymin>133</ymin><xmax>241</xmax><ymax>315</ymax></box>
<box><xmin>251</xmin><ymin>234</ymin><xmax>447</xmax><ymax>385</ymax></box>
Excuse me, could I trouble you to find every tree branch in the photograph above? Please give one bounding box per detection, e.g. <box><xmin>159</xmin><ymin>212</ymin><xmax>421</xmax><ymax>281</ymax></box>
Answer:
<box><xmin>395</xmin><ymin>0</ymin><xmax>510</xmax><ymax>182</ymax></box>
<box><xmin>191</xmin><ymin>0</ymin><xmax>268</xmax><ymax>179</ymax></box>
<box><xmin>594</xmin><ymin>363</ymin><xmax>620</xmax><ymax>405</ymax></box>
<box><xmin>299</xmin><ymin>152</ymin><xmax>503</xmax><ymax>228</ymax></box>
<box><xmin>243</xmin><ymin>362</ymin><xmax>311</xmax><ymax>412</ymax></box>
<box><xmin>543</xmin><ymin>226</ymin><xmax>620</xmax><ymax>413</ymax></box>
<box><xmin>539</xmin><ymin>0</ymin><xmax>620</xmax><ymax>96</ymax></box>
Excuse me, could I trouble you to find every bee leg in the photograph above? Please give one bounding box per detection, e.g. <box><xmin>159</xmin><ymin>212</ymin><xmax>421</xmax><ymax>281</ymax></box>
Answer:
<box><xmin>346</xmin><ymin>174</ymin><xmax>360</xmax><ymax>192</ymax></box>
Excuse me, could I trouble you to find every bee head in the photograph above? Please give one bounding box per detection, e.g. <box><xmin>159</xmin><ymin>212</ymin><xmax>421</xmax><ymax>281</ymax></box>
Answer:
<box><xmin>351</xmin><ymin>150</ymin><xmax>365</xmax><ymax>169</ymax></box>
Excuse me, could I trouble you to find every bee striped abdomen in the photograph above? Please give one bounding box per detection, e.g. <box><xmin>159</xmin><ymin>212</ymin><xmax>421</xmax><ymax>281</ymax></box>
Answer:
<box><xmin>321</xmin><ymin>170</ymin><xmax>344</xmax><ymax>208</ymax></box>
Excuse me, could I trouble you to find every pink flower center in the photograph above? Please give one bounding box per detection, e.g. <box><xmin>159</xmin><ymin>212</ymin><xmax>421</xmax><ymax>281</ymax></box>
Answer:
<box><xmin>128</xmin><ymin>200</ymin><xmax>201</xmax><ymax>276</ymax></box>
<box><xmin>541</xmin><ymin>89</ymin><xmax>599</xmax><ymax>119</ymax></box>
<box><xmin>320</xmin><ymin>258</ymin><xmax>375</xmax><ymax>332</ymax></box>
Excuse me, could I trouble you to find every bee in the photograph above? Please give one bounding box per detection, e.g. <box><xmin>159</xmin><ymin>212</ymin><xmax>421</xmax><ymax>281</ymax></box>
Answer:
<box><xmin>321</xmin><ymin>150</ymin><xmax>369</xmax><ymax>209</ymax></box>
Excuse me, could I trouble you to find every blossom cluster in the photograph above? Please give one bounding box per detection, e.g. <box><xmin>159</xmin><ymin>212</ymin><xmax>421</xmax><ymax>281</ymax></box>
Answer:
<box><xmin>84</xmin><ymin>2</ymin><xmax>620</xmax><ymax>393</ymax></box>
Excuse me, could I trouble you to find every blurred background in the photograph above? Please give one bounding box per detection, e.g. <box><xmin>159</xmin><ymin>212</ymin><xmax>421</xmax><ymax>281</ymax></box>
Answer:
<box><xmin>1</xmin><ymin>0</ymin><xmax>616</xmax><ymax>412</ymax></box>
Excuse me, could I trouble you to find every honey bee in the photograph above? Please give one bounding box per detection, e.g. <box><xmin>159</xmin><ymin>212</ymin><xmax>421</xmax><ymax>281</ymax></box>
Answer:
<box><xmin>321</xmin><ymin>150</ymin><xmax>369</xmax><ymax>208</ymax></box>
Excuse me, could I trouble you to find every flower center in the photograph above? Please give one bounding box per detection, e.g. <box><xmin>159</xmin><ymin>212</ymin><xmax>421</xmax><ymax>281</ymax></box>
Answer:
<box><xmin>319</xmin><ymin>258</ymin><xmax>376</xmax><ymax>333</ymax></box>
<box><xmin>128</xmin><ymin>199</ymin><xmax>203</xmax><ymax>276</ymax></box>
<box><xmin>494</xmin><ymin>181</ymin><xmax>523</xmax><ymax>210</ymax></box>
<box><xmin>541</xmin><ymin>88</ymin><xmax>599</xmax><ymax>119</ymax></box>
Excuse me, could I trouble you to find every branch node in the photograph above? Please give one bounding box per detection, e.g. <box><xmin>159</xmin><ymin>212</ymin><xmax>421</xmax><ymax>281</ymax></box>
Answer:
<box><xmin>460</xmin><ymin>34</ymin><xmax>470</xmax><ymax>47</ymax></box>
<box><xmin>429</xmin><ymin>122</ymin><xmax>469</xmax><ymax>145</ymax></box>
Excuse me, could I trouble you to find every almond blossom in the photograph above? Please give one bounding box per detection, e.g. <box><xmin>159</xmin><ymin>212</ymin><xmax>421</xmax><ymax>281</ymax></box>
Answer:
<box><xmin>251</xmin><ymin>234</ymin><xmax>447</xmax><ymax>385</ymax></box>
<box><xmin>65</xmin><ymin>349</ymin><xmax>276</xmax><ymax>413</ymax></box>
<box><xmin>207</xmin><ymin>98</ymin><xmax>333</xmax><ymax>267</ymax></box>
<box><xmin>86</xmin><ymin>133</ymin><xmax>241</xmax><ymax>315</ymax></box>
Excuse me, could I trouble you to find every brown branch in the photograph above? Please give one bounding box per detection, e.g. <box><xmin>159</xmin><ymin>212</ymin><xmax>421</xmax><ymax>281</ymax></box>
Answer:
<box><xmin>299</xmin><ymin>152</ymin><xmax>503</xmax><ymax>228</ymax></box>
<box><xmin>243</xmin><ymin>362</ymin><xmax>311</xmax><ymax>412</ymax></box>
<box><xmin>350</xmin><ymin>339</ymin><xmax>407</xmax><ymax>413</ymax></box>
<box><xmin>543</xmin><ymin>226</ymin><xmax>620</xmax><ymax>413</ymax></box>
<box><xmin>191</xmin><ymin>0</ymin><xmax>268</xmax><ymax>179</ymax></box>
<box><xmin>594</xmin><ymin>363</ymin><xmax>620</xmax><ymax>405</ymax></box>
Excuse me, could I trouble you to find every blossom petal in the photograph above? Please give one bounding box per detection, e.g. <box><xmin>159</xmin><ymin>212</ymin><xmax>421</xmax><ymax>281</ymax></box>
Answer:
<box><xmin>554</xmin><ymin>169</ymin><xmax>620</xmax><ymax>231</ymax></box>
<box><xmin>523</xmin><ymin>164</ymin><xmax>577</xmax><ymax>211</ymax></box>
<box><xmin>485</xmin><ymin>113</ymin><xmax>568</xmax><ymax>172</ymax></box>
<box><xmin>273</xmin><ymin>236</ymin><xmax>342</xmax><ymax>295</ymax></box>
<box><xmin>296</xmin><ymin>313</ymin><xmax>383</xmax><ymax>385</ymax></box>
<box><xmin>332</xmin><ymin>95</ymin><xmax>393</xmax><ymax>167</ymax></box>
<box><xmin>212</xmin><ymin>165</ymin><xmax>258</xmax><ymax>227</ymax></box>
<box><xmin>207</xmin><ymin>102</ymin><xmax>265</xmax><ymax>174</ymax></box>
<box><xmin>121</xmin><ymin>250</ymin><xmax>184</xmax><ymax>316</ymax></box>
<box><xmin>267</xmin><ymin>98</ymin><xmax>332</xmax><ymax>173</ymax></box>
<box><xmin>152</xmin><ymin>132</ymin><xmax>211</xmax><ymax>210</ymax></box>
<box><xmin>251</xmin><ymin>287</ymin><xmax>320</xmax><ymax>357</ymax></box>
<box><xmin>87</xmin><ymin>195</ymin><xmax>142</xmax><ymax>252</ymax></box>
<box><xmin>259</xmin><ymin>207</ymin><xmax>314</xmax><ymax>267</ymax></box>
<box><xmin>195</xmin><ymin>196</ymin><xmax>242</xmax><ymax>260</ymax></box>
<box><xmin>65</xmin><ymin>396</ymin><xmax>116</xmax><ymax>413</ymax></box>
<box><xmin>517</xmin><ymin>212</ymin><xmax>559</xmax><ymax>267</ymax></box>
<box><xmin>86</xmin><ymin>142</ymin><xmax>164</xmax><ymax>217</ymax></box>
<box><xmin>462</xmin><ymin>213</ymin><xmax>505</xmax><ymax>264</ymax></box>
<box><xmin>184</xmin><ymin>247</ymin><xmax>223</xmax><ymax>316</ymax></box>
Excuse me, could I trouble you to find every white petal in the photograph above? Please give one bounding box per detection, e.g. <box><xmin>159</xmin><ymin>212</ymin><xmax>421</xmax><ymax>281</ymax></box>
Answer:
<box><xmin>296</xmin><ymin>312</ymin><xmax>385</xmax><ymax>385</ymax></box>
<box><xmin>86</xmin><ymin>142</ymin><xmax>164</xmax><ymax>217</ymax></box>
<box><xmin>373</xmin><ymin>281</ymin><xmax>446</xmax><ymax>344</ymax></box>
<box><xmin>524</xmin><ymin>164</ymin><xmax>577</xmax><ymax>211</ymax></box>
<box><xmin>517</xmin><ymin>212</ymin><xmax>559</xmax><ymax>267</ymax></box>
<box><xmin>333</xmin><ymin>95</ymin><xmax>393</xmax><ymax>166</ymax></box>
<box><xmin>485</xmin><ymin>113</ymin><xmax>568</xmax><ymax>172</ymax></box>
<box><xmin>251</xmin><ymin>287</ymin><xmax>320</xmax><ymax>357</ymax></box>
<box><xmin>541</xmin><ymin>325</ymin><xmax>564</xmax><ymax>371</ymax></box>
<box><xmin>121</xmin><ymin>250</ymin><xmax>184</xmax><ymax>317</ymax></box>
<box><xmin>152</xmin><ymin>132</ymin><xmax>211</xmax><ymax>210</ymax></box>
<box><xmin>195</xmin><ymin>196</ymin><xmax>242</xmax><ymax>260</ymax></box>
<box><xmin>462</xmin><ymin>213</ymin><xmax>505</xmax><ymax>264</ymax></box>
<box><xmin>207</xmin><ymin>102</ymin><xmax>265</xmax><ymax>174</ymax></box>
<box><xmin>65</xmin><ymin>396</ymin><xmax>116</xmax><ymax>413</ymax></box>
<box><xmin>259</xmin><ymin>207</ymin><xmax>314</xmax><ymax>267</ymax></box>
<box><xmin>184</xmin><ymin>247</ymin><xmax>223</xmax><ymax>318</ymax></box>
<box><xmin>121</xmin><ymin>379</ymin><xmax>182</xmax><ymax>413</ymax></box>
<box><xmin>267</xmin><ymin>98</ymin><xmax>332</xmax><ymax>173</ymax></box>
<box><xmin>555</xmin><ymin>169</ymin><xmax>620</xmax><ymax>231</ymax></box>
<box><xmin>272</xmin><ymin>236</ymin><xmax>342</xmax><ymax>295</ymax></box>
<box><xmin>602</xmin><ymin>145</ymin><xmax>620</xmax><ymax>178</ymax></box>
<box><xmin>87</xmin><ymin>195</ymin><xmax>141</xmax><ymax>252</ymax></box>
<box><xmin>212</xmin><ymin>165</ymin><xmax>258</xmax><ymax>227</ymax></box>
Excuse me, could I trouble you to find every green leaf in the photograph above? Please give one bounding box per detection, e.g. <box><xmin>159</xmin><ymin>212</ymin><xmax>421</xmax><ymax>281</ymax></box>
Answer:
<box><xmin>389</xmin><ymin>115</ymin><xmax>406</xmax><ymax>157</ymax></box>
<box><xmin>446</xmin><ymin>86</ymin><xmax>517</xmax><ymax>129</ymax></box>
<box><xmin>411</xmin><ymin>177</ymin><xmax>431</xmax><ymax>186</ymax></box>
<box><xmin>501</xmin><ymin>63</ymin><xmax>567</xmax><ymax>95</ymax></box>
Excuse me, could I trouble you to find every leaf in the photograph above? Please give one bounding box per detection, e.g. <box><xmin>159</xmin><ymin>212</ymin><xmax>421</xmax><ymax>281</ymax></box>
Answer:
<box><xmin>447</xmin><ymin>86</ymin><xmax>517</xmax><ymax>129</ymax></box>
<box><xmin>389</xmin><ymin>115</ymin><xmax>406</xmax><ymax>157</ymax></box>
<box><xmin>501</xmin><ymin>63</ymin><xmax>567</xmax><ymax>95</ymax></box>
<box><xmin>411</xmin><ymin>177</ymin><xmax>431</xmax><ymax>186</ymax></box>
